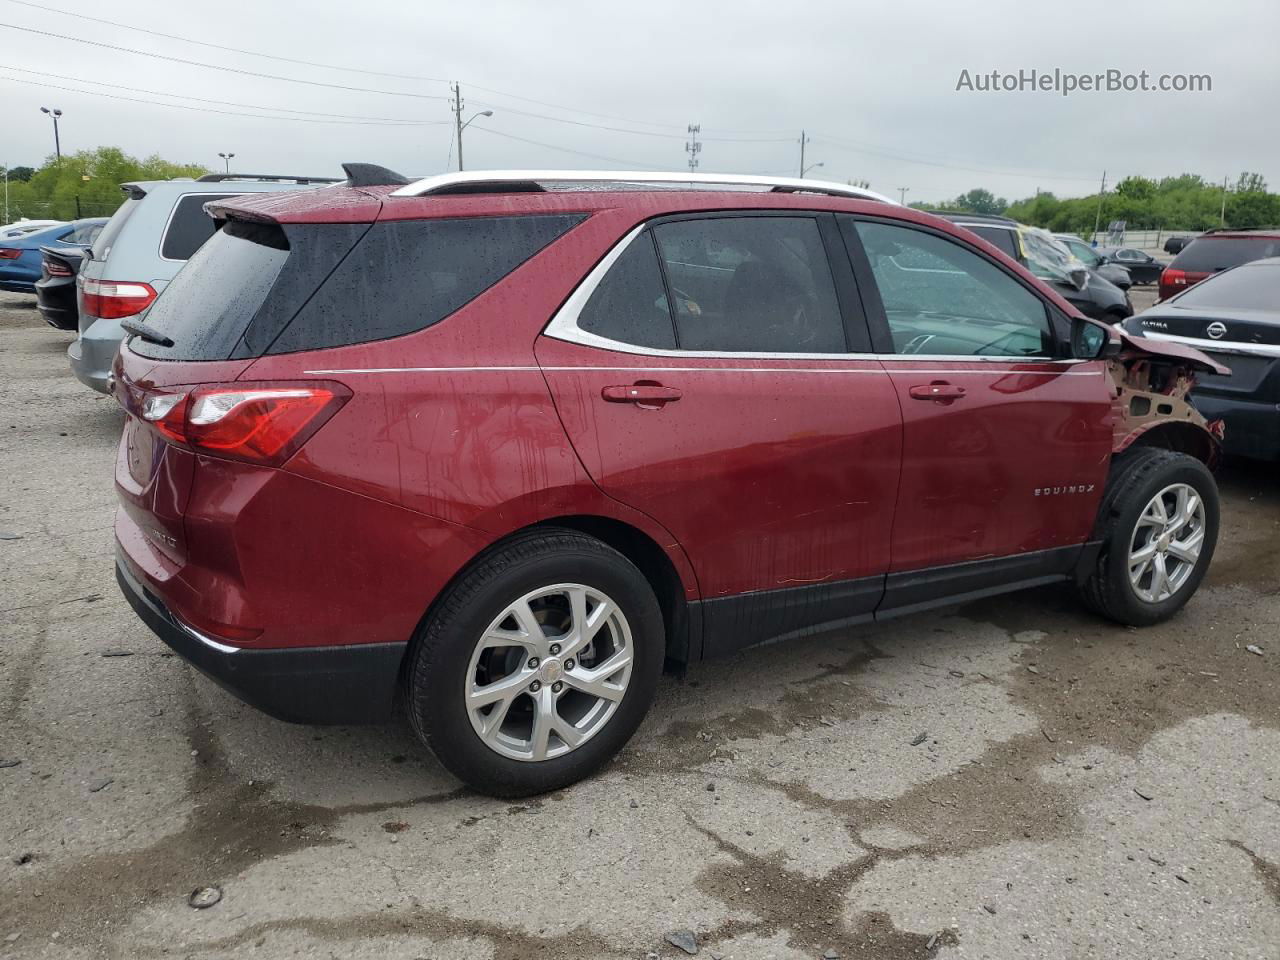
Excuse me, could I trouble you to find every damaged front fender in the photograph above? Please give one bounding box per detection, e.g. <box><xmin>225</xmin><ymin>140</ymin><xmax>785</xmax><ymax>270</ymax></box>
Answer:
<box><xmin>1108</xmin><ymin>332</ymin><xmax>1226</xmax><ymax>467</ymax></box>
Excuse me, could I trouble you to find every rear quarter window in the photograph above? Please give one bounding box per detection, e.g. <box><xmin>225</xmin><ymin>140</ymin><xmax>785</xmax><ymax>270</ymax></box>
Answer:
<box><xmin>160</xmin><ymin>193</ymin><xmax>236</xmax><ymax>261</ymax></box>
<box><xmin>1172</xmin><ymin>236</ymin><xmax>1280</xmax><ymax>272</ymax></box>
<box><xmin>265</xmin><ymin>214</ymin><xmax>584</xmax><ymax>354</ymax></box>
<box><xmin>965</xmin><ymin>225</ymin><xmax>1020</xmax><ymax>261</ymax></box>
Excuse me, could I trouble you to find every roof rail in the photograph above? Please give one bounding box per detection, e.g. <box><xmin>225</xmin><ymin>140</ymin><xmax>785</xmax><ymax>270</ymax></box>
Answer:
<box><xmin>195</xmin><ymin>173</ymin><xmax>343</xmax><ymax>184</ymax></box>
<box><xmin>389</xmin><ymin>170</ymin><xmax>895</xmax><ymax>203</ymax></box>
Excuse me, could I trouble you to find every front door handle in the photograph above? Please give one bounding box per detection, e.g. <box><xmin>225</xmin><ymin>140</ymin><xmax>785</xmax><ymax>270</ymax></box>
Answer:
<box><xmin>602</xmin><ymin>383</ymin><xmax>682</xmax><ymax>407</ymax></box>
<box><xmin>908</xmin><ymin>381</ymin><xmax>966</xmax><ymax>403</ymax></box>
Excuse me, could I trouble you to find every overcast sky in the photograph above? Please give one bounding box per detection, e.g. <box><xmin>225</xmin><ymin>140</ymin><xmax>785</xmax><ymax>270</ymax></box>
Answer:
<box><xmin>2</xmin><ymin>0</ymin><xmax>1277</xmax><ymax>203</ymax></box>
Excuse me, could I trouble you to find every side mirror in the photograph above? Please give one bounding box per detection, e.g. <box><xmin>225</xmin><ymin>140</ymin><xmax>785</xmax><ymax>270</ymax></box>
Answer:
<box><xmin>1069</xmin><ymin>266</ymin><xmax>1089</xmax><ymax>291</ymax></box>
<box><xmin>1071</xmin><ymin>317</ymin><xmax>1116</xmax><ymax>359</ymax></box>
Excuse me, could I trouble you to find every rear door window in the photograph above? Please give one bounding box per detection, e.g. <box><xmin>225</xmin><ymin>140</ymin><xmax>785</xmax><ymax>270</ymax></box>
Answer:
<box><xmin>577</xmin><ymin>232</ymin><xmax>677</xmax><ymax>349</ymax></box>
<box><xmin>160</xmin><ymin>193</ymin><xmax>235</xmax><ymax>261</ymax></box>
<box><xmin>651</xmin><ymin>216</ymin><xmax>846</xmax><ymax>353</ymax></box>
<box><xmin>1172</xmin><ymin>236</ymin><xmax>1280</xmax><ymax>272</ymax></box>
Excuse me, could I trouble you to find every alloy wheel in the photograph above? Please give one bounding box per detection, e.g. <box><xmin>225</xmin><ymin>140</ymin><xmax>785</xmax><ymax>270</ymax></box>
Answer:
<box><xmin>1128</xmin><ymin>482</ymin><xmax>1206</xmax><ymax>603</ymax></box>
<box><xmin>464</xmin><ymin>583</ymin><xmax>633</xmax><ymax>762</ymax></box>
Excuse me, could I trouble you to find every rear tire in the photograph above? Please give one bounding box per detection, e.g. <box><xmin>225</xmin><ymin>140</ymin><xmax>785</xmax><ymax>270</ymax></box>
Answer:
<box><xmin>1077</xmin><ymin>448</ymin><xmax>1218</xmax><ymax>626</ymax></box>
<box><xmin>406</xmin><ymin>528</ymin><xmax>664</xmax><ymax>797</ymax></box>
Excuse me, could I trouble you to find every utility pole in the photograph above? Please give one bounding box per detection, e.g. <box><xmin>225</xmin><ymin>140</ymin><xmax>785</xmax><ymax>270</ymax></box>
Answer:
<box><xmin>452</xmin><ymin>82</ymin><xmax>465</xmax><ymax>172</ymax></box>
<box><xmin>685</xmin><ymin>125</ymin><xmax>701</xmax><ymax>172</ymax></box>
<box><xmin>898</xmin><ymin>186</ymin><xmax>910</xmax><ymax>205</ymax></box>
<box><xmin>1092</xmin><ymin>169</ymin><xmax>1107</xmax><ymax>243</ymax></box>
<box><xmin>1220</xmin><ymin>174</ymin><xmax>1229</xmax><ymax>227</ymax></box>
<box><xmin>798</xmin><ymin>130</ymin><xmax>811</xmax><ymax>178</ymax></box>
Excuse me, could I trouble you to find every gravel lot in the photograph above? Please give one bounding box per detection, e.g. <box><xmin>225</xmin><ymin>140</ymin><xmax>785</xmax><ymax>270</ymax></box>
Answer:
<box><xmin>1</xmin><ymin>288</ymin><xmax>1277</xmax><ymax>960</ymax></box>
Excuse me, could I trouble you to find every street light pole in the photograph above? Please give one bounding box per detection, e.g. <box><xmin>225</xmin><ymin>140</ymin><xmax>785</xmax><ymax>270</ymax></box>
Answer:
<box><xmin>451</xmin><ymin>81</ymin><xmax>493</xmax><ymax>173</ymax></box>
<box><xmin>802</xmin><ymin>161</ymin><xmax>824</xmax><ymax>178</ymax></box>
<box><xmin>40</xmin><ymin>107</ymin><xmax>62</xmax><ymax>163</ymax></box>
<box><xmin>218</xmin><ymin>152</ymin><xmax>235</xmax><ymax>174</ymax></box>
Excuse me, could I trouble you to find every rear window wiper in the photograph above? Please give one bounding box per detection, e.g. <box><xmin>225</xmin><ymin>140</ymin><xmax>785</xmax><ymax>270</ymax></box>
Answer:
<box><xmin>120</xmin><ymin>318</ymin><xmax>175</xmax><ymax>348</ymax></box>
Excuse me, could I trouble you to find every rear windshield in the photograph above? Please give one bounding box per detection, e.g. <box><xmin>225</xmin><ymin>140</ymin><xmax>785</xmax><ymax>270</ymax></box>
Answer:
<box><xmin>1171</xmin><ymin>262</ymin><xmax>1280</xmax><ymax>311</ymax></box>
<box><xmin>160</xmin><ymin>193</ymin><xmax>235</xmax><ymax>261</ymax></box>
<box><xmin>1171</xmin><ymin>235</ymin><xmax>1280</xmax><ymax>272</ymax></box>
<box><xmin>130</xmin><ymin>214</ymin><xmax>585</xmax><ymax>361</ymax></box>
<box><xmin>90</xmin><ymin>196</ymin><xmax>142</xmax><ymax>261</ymax></box>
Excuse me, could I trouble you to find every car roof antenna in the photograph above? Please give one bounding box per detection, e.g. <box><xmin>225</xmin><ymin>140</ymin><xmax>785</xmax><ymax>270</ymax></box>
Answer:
<box><xmin>341</xmin><ymin>163</ymin><xmax>410</xmax><ymax>188</ymax></box>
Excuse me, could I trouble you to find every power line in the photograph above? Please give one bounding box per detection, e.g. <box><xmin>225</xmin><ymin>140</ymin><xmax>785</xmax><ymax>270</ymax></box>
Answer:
<box><xmin>0</xmin><ymin>23</ymin><xmax>452</xmax><ymax>100</ymax></box>
<box><xmin>0</xmin><ymin>0</ymin><xmax>451</xmax><ymax>83</ymax></box>
<box><xmin>0</xmin><ymin>75</ymin><xmax>447</xmax><ymax>125</ymax></box>
<box><xmin>467</xmin><ymin>125</ymin><xmax>655</xmax><ymax>169</ymax></box>
<box><xmin>2</xmin><ymin>65</ymin><xmax>446</xmax><ymax>123</ymax></box>
<box><xmin>809</xmin><ymin>132</ymin><xmax>1099</xmax><ymax>182</ymax></box>
<box><xmin>468</xmin><ymin>99</ymin><xmax>793</xmax><ymax>143</ymax></box>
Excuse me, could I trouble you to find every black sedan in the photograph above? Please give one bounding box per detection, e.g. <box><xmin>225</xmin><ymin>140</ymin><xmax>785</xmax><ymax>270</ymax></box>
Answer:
<box><xmin>1123</xmin><ymin>256</ymin><xmax>1280</xmax><ymax>460</ymax></box>
<box><xmin>1096</xmin><ymin>247</ymin><xmax>1167</xmax><ymax>285</ymax></box>
<box><xmin>35</xmin><ymin>245</ymin><xmax>88</xmax><ymax>330</ymax></box>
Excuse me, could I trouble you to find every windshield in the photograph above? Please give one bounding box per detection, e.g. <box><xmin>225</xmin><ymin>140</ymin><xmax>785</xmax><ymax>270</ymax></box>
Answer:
<box><xmin>1172</xmin><ymin>262</ymin><xmax>1280</xmax><ymax>311</ymax></box>
<box><xmin>1061</xmin><ymin>238</ymin><xmax>1101</xmax><ymax>266</ymax></box>
<box><xmin>1019</xmin><ymin>227</ymin><xmax>1081</xmax><ymax>284</ymax></box>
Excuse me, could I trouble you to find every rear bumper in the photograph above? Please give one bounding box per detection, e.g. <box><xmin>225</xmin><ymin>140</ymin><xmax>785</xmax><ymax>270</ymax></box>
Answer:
<box><xmin>116</xmin><ymin>550</ymin><xmax>406</xmax><ymax>724</ymax></box>
<box><xmin>68</xmin><ymin>319</ymin><xmax>121</xmax><ymax>394</ymax></box>
<box><xmin>1191</xmin><ymin>392</ymin><xmax>1280</xmax><ymax>460</ymax></box>
<box><xmin>0</xmin><ymin>279</ymin><xmax>36</xmax><ymax>293</ymax></box>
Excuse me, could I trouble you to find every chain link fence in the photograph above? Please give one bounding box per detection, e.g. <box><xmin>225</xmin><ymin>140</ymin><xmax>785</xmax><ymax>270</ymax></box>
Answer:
<box><xmin>1</xmin><ymin>198</ymin><xmax>124</xmax><ymax>222</ymax></box>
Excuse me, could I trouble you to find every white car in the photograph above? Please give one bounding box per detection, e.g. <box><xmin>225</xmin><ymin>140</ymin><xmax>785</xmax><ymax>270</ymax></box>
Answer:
<box><xmin>0</xmin><ymin>219</ymin><xmax>65</xmax><ymax>239</ymax></box>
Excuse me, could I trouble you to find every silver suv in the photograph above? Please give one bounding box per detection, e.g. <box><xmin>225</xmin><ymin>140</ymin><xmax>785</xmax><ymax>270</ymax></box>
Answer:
<box><xmin>69</xmin><ymin>173</ymin><xmax>337</xmax><ymax>393</ymax></box>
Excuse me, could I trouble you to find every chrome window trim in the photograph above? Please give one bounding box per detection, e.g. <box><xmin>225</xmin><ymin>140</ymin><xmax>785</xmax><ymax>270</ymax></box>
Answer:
<box><xmin>1136</xmin><ymin>330</ymin><xmax>1280</xmax><ymax>359</ymax></box>
<box><xmin>392</xmin><ymin>169</ymin><xmax>895</xmax><ymax>203</ymax></box>
<box><xmin>544</xmin><ymin>222</ymin><xmax>1090</xmax><ymax>364</ymax></box>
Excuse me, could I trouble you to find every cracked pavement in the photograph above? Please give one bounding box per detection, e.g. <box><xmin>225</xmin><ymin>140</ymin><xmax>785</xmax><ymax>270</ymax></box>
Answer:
<box><xmin>1</xmin><ymin>289</ymin><xmax>1277</xmax><ymax>959</ymax></box>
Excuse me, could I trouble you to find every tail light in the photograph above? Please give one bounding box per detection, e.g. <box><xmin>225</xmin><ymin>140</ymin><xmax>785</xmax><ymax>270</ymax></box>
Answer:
<box><xmin>0</xmin><ymin>248</ymin><xmax>20</xmax><ymax>260</ymax></box>
<box><xmin>138</xmin><ymin>382</ymin><xmax>350</xmax><ymax>466</ymax></box>
<box><xmin>1161</xmin><ymin>268</ymin><xmax>1188</xmax><ymax>290</ymax></box>
<box><xmin>80</xmin><ymin>276</ymin><xmax>157</xmax><ymax>320</ymax></box>
<box><xmin>45</xmin><ymin>259</ymin><xmax>73</xmax><ymax>277</ymax></box>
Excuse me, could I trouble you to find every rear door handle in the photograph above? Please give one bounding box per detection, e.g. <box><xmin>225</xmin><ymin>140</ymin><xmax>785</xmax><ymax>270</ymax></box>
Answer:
<box><xmin>908</xmin><ymin>381</ymin><xmax>966</xmax><ymax>403</ymax></box>
<box><xmin>602</xmin><ymin>383</ymin><xmax>682</xmax><ymax>407</ymax></box>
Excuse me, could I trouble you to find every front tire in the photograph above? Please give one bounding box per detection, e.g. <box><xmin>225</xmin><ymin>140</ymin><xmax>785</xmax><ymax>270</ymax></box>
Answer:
<box><xmin>1078</xmin><ymin>448</ymin><xmax>1219</xmax><ymax>626</ymax></box>
<box><xmin>406</xmin><ymin>529</ymin><xmax>664</xmax><ymax>797</ymax></box>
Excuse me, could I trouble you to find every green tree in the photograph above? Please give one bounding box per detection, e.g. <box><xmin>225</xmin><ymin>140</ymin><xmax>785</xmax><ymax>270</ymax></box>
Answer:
<box><xmin>950</xmin><ymin>188</ymin><xmax>1008</xmax><ymax>215</ymax></box>
<box><xmin>2</xmin><ymin>147</ymin><xmax>208</xmax><ymax>220</ymax></box>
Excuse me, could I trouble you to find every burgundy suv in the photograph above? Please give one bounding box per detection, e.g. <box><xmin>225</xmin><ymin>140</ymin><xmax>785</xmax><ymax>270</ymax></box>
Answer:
<box><xmin>113</xmin><ymin>166</ymin><xmax>1226</xmax><ymax>796</ymax></box>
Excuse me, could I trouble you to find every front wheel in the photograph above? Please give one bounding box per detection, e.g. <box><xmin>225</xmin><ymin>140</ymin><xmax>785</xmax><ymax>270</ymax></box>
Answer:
<box><xmin>1078</xmin><ymin>448</ymin><xmax>1219</xmax><ymax>626</ymax></box>
<box><xmin>406</xmin><ymin>529</ymin><xmax>664</xmax><ymax>797</ymax></box>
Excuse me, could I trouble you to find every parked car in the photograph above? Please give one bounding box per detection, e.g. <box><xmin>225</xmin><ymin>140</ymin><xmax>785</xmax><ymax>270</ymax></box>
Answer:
<box><xmin>1053</xmin><ymin>234</ymin><xmax>1133</xmax><ymax>290</ymax></box>
<box><xmin>1164</xmin><ymin>235</ymin><xmax>1195</xmax><ymax>255</ymax></box>
<box><xmin>113</xmin><ymin>167</ymin><xmax>1224</xmax><ymax>797</ymax></box>
<box><xmin>35</xmin><ymin>246</ymin><xmax>90</xmax><ymax>330</ymax></box>
<box><xmin>1159</xmin><ymin>229</ymin><xmax>1280</xmax><ymax>301</ymax></box>
<box><xmin>938</xmin><ymin>213</ymin><xmax>1133</xmax><ymax>322</ymax></box>
<box><xmin>1124</xmin><ymin>256</ymin><xmax>1280</xmax><ymax>460</ymax></box>
<box><xmin>0</xmin><ymin>218</ymin><xmax>106</xmax><ymax>293</ymax></box>
<box><xmin>1096</xmin><ymin>246</ymin><xmax>1166</xmax><ymax>285</ymax></box>
<box><xmin>69</xmin><ymin>173</ymin><xmax>340</xmax><ymax>394</ymax></box>
<box><xmin>0</xmin><ymin>219</ymin><xmax>65</xmax><ymax>239</ymax></box>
